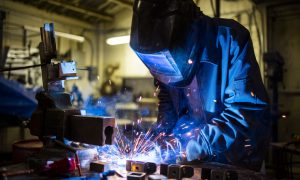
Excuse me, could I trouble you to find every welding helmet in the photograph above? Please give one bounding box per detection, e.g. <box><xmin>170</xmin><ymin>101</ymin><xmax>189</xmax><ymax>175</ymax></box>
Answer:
<box><xmin>130</xmin><ymin>0</ymin><xmax>202</xmax><ymax>87</ymax></box>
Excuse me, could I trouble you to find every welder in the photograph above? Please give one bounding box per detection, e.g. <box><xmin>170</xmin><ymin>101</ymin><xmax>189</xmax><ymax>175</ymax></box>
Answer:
<box><xmin>130</xmin><ymin>0</ymin><xmax>270</xmax><ymax>171</ymax></box>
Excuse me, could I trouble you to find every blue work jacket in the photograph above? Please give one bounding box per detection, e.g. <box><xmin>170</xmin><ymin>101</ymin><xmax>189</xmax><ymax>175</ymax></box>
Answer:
<box><xmin>156</xmin><ymin>15</ymin><xmax>270</xmax><ymax>171</ymax></box>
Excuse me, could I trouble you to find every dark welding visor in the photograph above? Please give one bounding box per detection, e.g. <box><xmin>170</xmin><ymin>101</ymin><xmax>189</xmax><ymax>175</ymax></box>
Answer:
<box><xmin>130</xmin><ymin>0</ymin><xmax>202</xmax><ymax>86</ymax></box>
<box><xmin>130</xmin><ymin>0</ymin><xmax>198</xmax><ymax>54</ymax></box>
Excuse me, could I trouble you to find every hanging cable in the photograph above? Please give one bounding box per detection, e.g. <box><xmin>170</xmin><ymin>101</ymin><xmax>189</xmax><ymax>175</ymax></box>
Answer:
<box><xmin>0</xmin><ymin>63</ymin><xmax>46</xmax><ymax>72</ymax></box>
<box><xmin>210</xmin><ymin>0</ymin><xmax>216</xmax><ymax>17</ymax></box>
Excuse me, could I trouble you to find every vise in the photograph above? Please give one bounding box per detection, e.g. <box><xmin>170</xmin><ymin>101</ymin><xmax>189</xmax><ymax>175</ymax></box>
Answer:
<box><xmin>29</xmin><ymin>23</ymin><xmax>115</xmax><ymax>146</ymax></box>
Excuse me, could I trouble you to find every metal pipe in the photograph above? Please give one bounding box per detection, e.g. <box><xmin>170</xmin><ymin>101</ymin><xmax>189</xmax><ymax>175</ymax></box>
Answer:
<box><xmin>0</xmin><ymin>11</ymin><xmax>5</xmax><ymax>69</ymax></box>
<box><xmin>109</xmin><ymin>0</ymin><xmax>133</xmax><ymax>9</ymax></box>
<box><xmin>215</xmin><ymin>0</ymin><xmax>220</xmax><ymax>18</ymax></box>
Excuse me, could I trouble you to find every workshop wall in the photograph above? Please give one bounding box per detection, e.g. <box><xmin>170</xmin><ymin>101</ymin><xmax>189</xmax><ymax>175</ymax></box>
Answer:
<box><xmin>103</xmin><ymin>9</ymin><xmax>151</xmax><ymax>87</ymax></box>
<box><xmin>266</xmin><ymin>2</ymin><xmax>300</xmax><ymax>142</ymax></box>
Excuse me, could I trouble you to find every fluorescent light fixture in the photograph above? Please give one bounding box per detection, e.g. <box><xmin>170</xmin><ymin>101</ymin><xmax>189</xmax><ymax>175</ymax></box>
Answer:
<box><xmin>55</xmin><ymin>31</ymin><xmax>85</xmax><ymax>42</ymax></box>
<box><xmin>106</xmin><ymin>35</ymin><xmax>130</xmax><ymax>45</ymax></box>
<box><xmin>24</xmin><ymin>25</ymin><xmax>85</xmax><ymax>42</ymax></box>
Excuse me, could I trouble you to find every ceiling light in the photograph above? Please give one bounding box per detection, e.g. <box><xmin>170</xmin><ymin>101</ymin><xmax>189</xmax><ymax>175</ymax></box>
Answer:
<box><xmin>24</xmin><ymin>25</ymin><xmax>85</xmax><ymax>42</ymax></box>
<box><xmin>106</xmin><ymin>35</ymin><xmax>130</xmax><ymax>45</ymax></box>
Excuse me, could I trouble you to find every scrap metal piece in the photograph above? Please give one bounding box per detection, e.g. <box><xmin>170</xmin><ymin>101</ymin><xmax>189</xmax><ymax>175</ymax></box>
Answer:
<box><xmin>126</xmin><ymin>160</ymin><xmax>157</xmax><ymax>174</ymax></box>
<box><xmin>211</xmin><ymin>169</ymin><xmax>238</xmax><ymax>180</ymax></box>
<box><xmin>131</xmin><ymin>162</ymin><xmax>144</xmax><ymax>173</ymax></box>
<box><xmin>211</xmin><ymin>169</ymin><xmax>225</xmax><ymax>180</ymax></box>
<box><xmin>180</xmin><ymin>165</ymin><xmax>194</xmax><ymax>178</ymax></box>
<box><xmin>160</xmin><ymin>163</ymin><xmax>168</xmax><ymax>176</ymax></box>
<box><xmin>162</xmin><ymin>164</ymin><xmax>194</xmax><ymax>179</ymax></box>
<box><xmin>167</xmin><ymin>164</ymin><xmax>181</xmax><ymax>179</ymax></box>
<box><xmin>201</xmin><ymin>168</ymin><xmax>211</xmax><ymax>179</ymax></box>
<box><xmin>127</xmin><ymin>172</ymin><xmax>146</xmax><ymax>180</ymax></box>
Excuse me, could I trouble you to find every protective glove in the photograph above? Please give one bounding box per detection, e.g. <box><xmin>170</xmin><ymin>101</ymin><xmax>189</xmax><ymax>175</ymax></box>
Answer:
<box><xmin>185</xmin><ymin>139</ymin><xmax>205</xmax><ymax>161</ymax></box>
<box><xmin>171</xmin><ymin>115</ymin><xmax>212</xmax><ymax>162</ymax></box>
<box><xmin>172</xmin><ymin>115</ymin><xmax>200</xmax><ymax>147</ymax></box>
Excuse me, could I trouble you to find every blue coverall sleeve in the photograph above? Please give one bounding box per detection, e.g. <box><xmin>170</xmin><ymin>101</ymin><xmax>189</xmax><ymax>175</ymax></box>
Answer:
<box><xmin>198</xmin><ymin>29</ymin><xmax>270</xmax><ymax>170</ymax></box>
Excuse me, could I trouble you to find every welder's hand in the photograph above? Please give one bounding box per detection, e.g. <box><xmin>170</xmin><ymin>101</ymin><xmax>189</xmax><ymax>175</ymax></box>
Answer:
<box><xmin>186</xmin><ymin>139</ymin><xmax>207</xmax><ymax>161</ymax></box>
<box><xmin>172</xmin><ymin>115</ymin><xmax>201</xmax><ymax>148</ymax></box>
<box><xmin>156</xmin><ymin>135</ymin><xmax>182</xmax><ymax>164</ymax></box>
<box><xmin>186</xmin><ymin>140</ymin><xmax>201</xmax><ymax>161</ymax></box>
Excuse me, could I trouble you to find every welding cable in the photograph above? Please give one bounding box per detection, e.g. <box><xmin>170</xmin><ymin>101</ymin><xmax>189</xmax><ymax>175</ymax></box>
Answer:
<box><xmin>209</xmin><ymin>0</ymin><xmax>216</xmax><ymax>17</ymax></box>
<box><xmin>0</xmin><ymin>63</ymin><xmax>89</xmax><ymax>73</ymax></box>
<box><xmin>0</xmin><ymin>63</ymin><xmax>46</xmax><ymax>72</ymax></box>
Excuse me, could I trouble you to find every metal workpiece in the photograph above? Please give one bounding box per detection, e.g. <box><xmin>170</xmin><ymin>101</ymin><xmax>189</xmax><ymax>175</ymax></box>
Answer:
<box><xmin>68</xmin><ymin>115</ymin><xmax>115</xmax><ymax>146</ymax></box>
<box><xmin>159</xmin><ymin>163</ymin><xmax>168</xmax><ymax>176</ymax></box>
<box><xmin>90</xmin><ymin>161</ymin><xmax>109</xmax><ymax>173</ymax></box>
<box><xmin>200</xmin><ymin>167</ymin><xmax>211</xmax><ymax>179</ymax></box>
<box><xmin>211</xmin><ymin>169</ymin><xmax>227</xmax><ymax>180</ymax></box>
<box><xmin>167</xmin><ymin>164</ymin><xmax>181</xmax><ymax>179</ymax></box>
<box><xmin>180</xmin><ymin>165</ymin><xmax>194</xmax><ymax>178</ymax></box>
<box><xmin>210</xmin><ymin>169</ymin><xmax>238</xmax><ymax>180</ymax></box>
<box><xmin>210</xmin><ymin>169</ymin><xmax>225</xmax><ymax>180</ymax></box>
<box><xmin>159</xmin><ymin>164</ymin><xmax>194</xmax><ymax>179</ymax></box>
<box><xmin>127</xmin><ymin>172</ymin><xmax>146</xmax><ymax>180</ymax></box>
<box><xmin>126</xmin><ymin>160</ymin><xmax>157</xmax><ymax>174</ymax></box>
